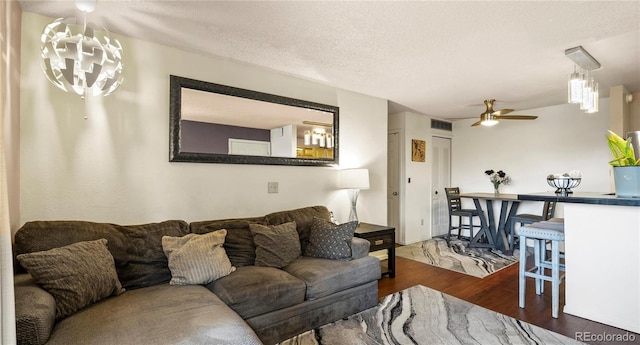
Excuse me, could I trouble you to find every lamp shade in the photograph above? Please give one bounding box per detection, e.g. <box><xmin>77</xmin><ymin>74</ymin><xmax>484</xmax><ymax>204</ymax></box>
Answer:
<box><xmin>338</xmin><ymin>169</ymin><xmax>370</xmax><ymax>190</ymax></box>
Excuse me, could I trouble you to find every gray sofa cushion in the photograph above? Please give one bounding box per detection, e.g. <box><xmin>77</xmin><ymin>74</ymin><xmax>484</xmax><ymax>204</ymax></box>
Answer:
<box><xmin>14</xmin><ymin>220</ymin><xmax>190</xmax><ymax>289</ymax></box>
<box><xmin>264</xmin><ymin>206</ymin><xmax>331</xmax><ymax>250</ymax></box>
<box><xmin>14</xmin><ymin>274</ymin><xmax>56</xmax><ymax>345</ymax></box>
<box><xmin>285</xmin><ymin>255</ymin><xmax>381</xmax><ymax>300</ymax></box>
<box><xmin>190</xmin><ymin>217</ymin><xmax>265</xmax><ymax>267</ymax></box>
<box><xmin>207</xmin><ymin>265</ymin><xmax>306</xmax><ymax>319</ymax></box>
<box><xmin>247</xmin><ymin>281</ymin><xmax>379</xmax><ymax>345</ymax></box>
<box><xmin>45</xmin><ymin>284</ymin><xmax>262</xmax><ymax>345</ymax></box>
<box><xmin>351</xmin><ymin>237</ymin><xmax>371</xmax><ymax>260</ymax></box>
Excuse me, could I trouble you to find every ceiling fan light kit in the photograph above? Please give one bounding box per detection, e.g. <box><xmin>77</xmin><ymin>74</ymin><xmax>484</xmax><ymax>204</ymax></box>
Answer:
<box><xmin>565</xmin><ymin>46</ymin><xmax>601</xmax><ymax>113</ymax></box>
<box><xmin>479</xmin><ymin>113</ymin><xmax>498</xmax><ymax>126</ymax></box>
<box><xmin>480</xmin><ymin>120</ymin><xmax>499</xmax><ymax>127</ymax></box>
<box><xmin>471</xmin><ymin>99</ymin><xmax>538</xmax><ymax>127</ymax></box>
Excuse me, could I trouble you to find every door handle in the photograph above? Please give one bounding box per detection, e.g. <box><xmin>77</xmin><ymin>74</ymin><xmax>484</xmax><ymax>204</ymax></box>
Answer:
<box><xmin>393</xmin><ymin>192</ymin><xmax>398</xmax><ymax>196</ymax></box>
<box><xmin>435</xmin><ymin>190</ymin><xmax>439</xmax><ymax>195</ymax></box>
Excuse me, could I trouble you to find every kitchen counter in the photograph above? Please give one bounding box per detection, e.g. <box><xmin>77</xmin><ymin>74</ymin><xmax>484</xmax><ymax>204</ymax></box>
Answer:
<box><xmin>518</xmin><ymin>191</ymin><xmax>640</xmax><ymax>333</ymax></box>
<box><xmin>518</xmin><ymin>191</ymin><xmax>640</xmax><ymax>206</ymax></box>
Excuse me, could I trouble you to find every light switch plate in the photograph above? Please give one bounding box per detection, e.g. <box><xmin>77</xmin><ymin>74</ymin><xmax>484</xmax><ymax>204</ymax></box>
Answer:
<box><xmin>268</xmin><ymin>182</ymin><xmax>279</xmax><ymax>193</ymax></box>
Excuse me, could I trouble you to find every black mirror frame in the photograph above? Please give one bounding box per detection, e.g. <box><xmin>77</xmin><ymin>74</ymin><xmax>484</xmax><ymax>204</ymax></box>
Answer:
<box><xmin>169</xmin><ymin>75</ymin><xmax>339</xmax><ymax>166</ymax></box>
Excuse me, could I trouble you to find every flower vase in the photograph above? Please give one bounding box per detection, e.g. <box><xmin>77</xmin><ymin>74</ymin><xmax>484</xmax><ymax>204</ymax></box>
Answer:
<box><xmin>493</xmin><ymin>184</ymin><xmax>500</xmax><ymax>195</ymax></box>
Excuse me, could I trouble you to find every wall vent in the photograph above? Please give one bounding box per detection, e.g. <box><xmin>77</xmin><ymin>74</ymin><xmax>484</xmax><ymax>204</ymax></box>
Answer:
<box><xmin>431</xmin><ymin>119</ymin><xmax>452</xmax><ymax>131</ymax></box>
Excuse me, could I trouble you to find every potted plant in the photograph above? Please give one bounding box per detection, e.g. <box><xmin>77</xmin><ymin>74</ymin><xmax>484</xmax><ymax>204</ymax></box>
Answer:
<box><xmin>606</xmin><ymin>130</ymin><xmax>640</xmax><ymax>197</ymax></box>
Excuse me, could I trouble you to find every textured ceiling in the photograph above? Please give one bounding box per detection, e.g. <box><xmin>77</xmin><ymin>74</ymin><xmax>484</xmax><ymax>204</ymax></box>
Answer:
<box><xmin>18</xmin><ymin>0</ymin><xmax>640</xmax><ymax>120</ymax></box>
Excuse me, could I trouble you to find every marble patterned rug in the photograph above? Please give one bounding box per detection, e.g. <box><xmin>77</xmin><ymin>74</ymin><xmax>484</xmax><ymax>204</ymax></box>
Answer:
<box><xmin>279</xmin><ymin>285</ymin><xmax>584</xmax><ymax>345</ymax></box>
<box><xmin>395</xmin><ymin>237</ymin><xmax>519</xmax><ymax>278</ymax></box>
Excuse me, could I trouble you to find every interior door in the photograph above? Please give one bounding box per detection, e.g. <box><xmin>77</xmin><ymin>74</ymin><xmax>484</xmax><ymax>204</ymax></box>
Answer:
<box><xmin>431</xmin><ymin>136</ymin><xmax>451</xmax><ymax>237</ymax></box>
<box><xmin>387</xmin><ymin>131</ymin><xmax>400</xmax><ymax>241</ymax></box>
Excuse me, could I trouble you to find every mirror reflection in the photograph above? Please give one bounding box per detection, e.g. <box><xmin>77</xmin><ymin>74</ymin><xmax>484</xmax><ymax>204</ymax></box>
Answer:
<box><xmin>169</xmin><ymin>76</ymin><xmax>339</xmax><ymax>166</ymax></box>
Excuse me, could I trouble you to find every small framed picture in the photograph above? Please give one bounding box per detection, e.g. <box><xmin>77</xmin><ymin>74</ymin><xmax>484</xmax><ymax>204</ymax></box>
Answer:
<box><xmin>412</xmin><ymin>139</ymin><xmax>425</xmax><ymax>162</ymax></box>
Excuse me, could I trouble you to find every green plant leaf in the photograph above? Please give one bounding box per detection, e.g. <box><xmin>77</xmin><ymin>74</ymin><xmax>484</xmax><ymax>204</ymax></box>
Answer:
<box><xmin>607</xmin><ymin>130</ymin><xmax>639</xmax><ymax>166</ymax></box>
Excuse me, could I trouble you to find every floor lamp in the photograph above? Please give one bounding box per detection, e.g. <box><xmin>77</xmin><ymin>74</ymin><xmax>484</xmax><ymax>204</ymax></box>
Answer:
<box><xmin>338</xmin><ymin>169</ymin><xmax>370</xmax><ymax>224</ymax></box>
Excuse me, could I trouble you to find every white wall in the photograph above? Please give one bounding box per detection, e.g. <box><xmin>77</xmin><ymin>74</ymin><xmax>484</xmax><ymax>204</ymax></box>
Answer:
<box><xmin>452</xmin><ymin>100</ymin><xmax>611</xmax><ymax>216</ymax></box>
<box><xmin>628</xmin><ymin>91</ymin><xmax>640</xmax><ymax>131</ymax></box>
<box><xmin>610</xmin><ymin>85</ymin><xmax>631</xmax><ymax>136</ymax></box>
<box><xmin>389</xmin><ymin>111</ymin><xmax>431</xmax><ymax>244</ymax></box>
<box><xmin>19</xmin><ymin>13</ymin><xmax>387</xmax><ymax>227</ymax></box>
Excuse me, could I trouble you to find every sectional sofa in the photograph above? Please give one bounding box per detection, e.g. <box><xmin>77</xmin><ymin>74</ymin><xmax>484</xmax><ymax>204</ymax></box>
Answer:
<box><xmin>13</xmin><ymin>206</ymin><xmax>381</xmax><ymax>345</ymax></box>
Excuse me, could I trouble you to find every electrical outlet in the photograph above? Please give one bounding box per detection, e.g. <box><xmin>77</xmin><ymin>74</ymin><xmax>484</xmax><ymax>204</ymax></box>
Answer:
<box><xmin>421</xmin><ymin>219</ymin><xmax>424</xmax><ymax>226</ymax></box>
<box><xmin>267</xmin><ymin>182</ymin><xmax>279</xmax><ymax>194</ymax></box>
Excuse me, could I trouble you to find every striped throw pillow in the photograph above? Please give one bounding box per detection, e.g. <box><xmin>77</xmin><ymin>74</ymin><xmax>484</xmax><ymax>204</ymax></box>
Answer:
<box><xmin>162</xmin><ymin>230</ymin><xmax>236</xmax><ymax>285</ymax></box>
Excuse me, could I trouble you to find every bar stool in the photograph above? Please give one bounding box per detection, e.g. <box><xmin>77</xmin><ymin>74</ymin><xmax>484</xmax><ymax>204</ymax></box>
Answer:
<box><xmin>507</xmin><ymin>201</ymin><xmax>556</xmax><ymax>251</ymax></box>
<box><xmin>518</xmin><ymin>219</ymin><xmax>566</xmax><ymax>318</ymax></box>
<box><xmin>444</xmin><ymin>187</ymin><xmax>481</xmax><ymax>243</ymax></box>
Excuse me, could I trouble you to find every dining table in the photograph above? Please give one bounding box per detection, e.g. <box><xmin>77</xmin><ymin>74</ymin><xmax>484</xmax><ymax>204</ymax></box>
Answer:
<box><xmin>458</xmin><ymin>193</ymin><xmax>521</xmax><ymax>254</ymax></box>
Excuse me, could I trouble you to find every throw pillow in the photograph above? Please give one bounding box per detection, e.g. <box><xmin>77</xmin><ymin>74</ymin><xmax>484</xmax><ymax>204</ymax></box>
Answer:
<box><xmin>190</xmin><ymin>219</ymin><xmax>260</xmax><ymax>267</ymax></box>
<box><xmin>249</xmin><ymin>222</ymin><xmax>301</xmax><ymax>268</ymax></box>
<box><xmin>305</xmin><ymin>217</ymin><xmax>358</xmax><ymax>260</ymax></box>
<box><xmin>16</xmin><ymin>239</ymin><xmax>125</xmax><ymax>319</ymax></box>
<box><xmin>162</xmin><ymin>230</ymin><xmax>236</xmax><ymax>285</ymax></box>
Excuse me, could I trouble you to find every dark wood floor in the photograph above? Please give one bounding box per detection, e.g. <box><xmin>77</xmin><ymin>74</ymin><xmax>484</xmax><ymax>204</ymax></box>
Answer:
<box><xmin>378</xmin><ymin>256</ymin><xmax>640</xmax><ymax>345</ymax></box>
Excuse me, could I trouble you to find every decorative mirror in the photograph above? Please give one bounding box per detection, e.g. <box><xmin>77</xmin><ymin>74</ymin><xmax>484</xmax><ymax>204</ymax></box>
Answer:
<box><xmin>169</xmin><ymin>75</ymin><xmax>339</xmax><ymax>166</ymax></box>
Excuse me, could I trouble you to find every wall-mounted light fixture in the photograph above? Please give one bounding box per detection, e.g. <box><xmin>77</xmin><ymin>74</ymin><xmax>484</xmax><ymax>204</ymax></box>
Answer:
<box><xmin>565</xmin><ymin>46</ymin><xmax>601</xmax><ymax>113</ymax></box>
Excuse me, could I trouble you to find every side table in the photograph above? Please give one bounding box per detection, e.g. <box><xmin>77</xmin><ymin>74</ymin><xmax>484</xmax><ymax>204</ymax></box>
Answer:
<box><xmin>354</xmin><ymin>223</ymin><xmax>395</xmax><ymax>278</ymax></box>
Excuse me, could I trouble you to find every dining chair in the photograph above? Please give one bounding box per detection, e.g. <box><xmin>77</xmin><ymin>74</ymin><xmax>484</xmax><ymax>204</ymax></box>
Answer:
<box><xmin>444</xmin><ymin>187</ymin><xmax>481</xmax><ymax>243</ymax></box>
<box><xmin>507</xmin><ymin>201</ymin><xmax>556</xmax><ymax>252</ymax></box>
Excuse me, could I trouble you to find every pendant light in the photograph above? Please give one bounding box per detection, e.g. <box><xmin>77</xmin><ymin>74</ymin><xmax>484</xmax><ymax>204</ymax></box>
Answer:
<box><xmin>40</xmin><ymin>0</ymin><xmax>124</xmax><ymax>98</ymax></box>
<box><xmin>565</xmin><ymin>46</ymin><xmax>600</xmax><ymax>114</ymax></box>
<box><xmin>567</xmin><ymin>66</ymin><xmax>584</xmax><ymax>104</ymax></box>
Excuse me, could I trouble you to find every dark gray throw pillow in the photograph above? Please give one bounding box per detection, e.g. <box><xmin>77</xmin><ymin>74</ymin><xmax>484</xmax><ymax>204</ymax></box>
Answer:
<box><xmin>190</xmin><ymin>219</ymin><xmax>261</xmax><ymax>267</ymax></box>
<box><xmin>249</xmin><ymin>222</ymin><xmax>301</xmax><ymax>268</ymax></box>
<box><xmin>305</xmin><ymin>218</ymin><xmax>358</xmax><ymax>260</ymax></box>
<box><xmin>16</xmin><ymin>239</ymin><xmax>125</xmax><ymax>319</ymax></box>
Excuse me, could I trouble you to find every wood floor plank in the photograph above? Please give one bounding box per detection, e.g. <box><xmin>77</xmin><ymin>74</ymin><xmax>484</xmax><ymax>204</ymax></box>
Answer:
<box><xmin>378</xmin><ymin>256</ymin><xmax>639</xmax><ymax>345</ymax></box>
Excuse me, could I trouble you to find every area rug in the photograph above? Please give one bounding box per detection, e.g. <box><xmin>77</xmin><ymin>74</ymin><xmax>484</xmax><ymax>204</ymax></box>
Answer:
<box><xmin>395</xmin><ymin>237</ymin><xmax>518</xmax><ymax>278</ymax></box>
<box><xmin>279</xmin><ymin>285</ymin><xmax>584</xmax><ymax>345</ymax></box>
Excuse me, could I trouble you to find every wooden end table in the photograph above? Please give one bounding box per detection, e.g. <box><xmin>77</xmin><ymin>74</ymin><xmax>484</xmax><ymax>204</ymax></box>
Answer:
<box><xmin>354</xmin><ymin>223</ymin><xmax>395</xmax><ymax>278</ymax></box>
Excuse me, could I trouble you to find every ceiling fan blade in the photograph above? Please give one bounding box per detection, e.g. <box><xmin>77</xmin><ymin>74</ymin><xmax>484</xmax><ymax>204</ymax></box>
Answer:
<box><xmin>472</xmin><ymin>100</ymin><xmax>537</xmax><ymax>126</ymax></box>
<box><xmin>492</xmin><ymin>109</ymin><xmax>514</xmax><ymax>116</ymax></box>
<box><xmin>497</xmin><ymin>115</ymin><xmax>538</xmax><ymax>120</ymax></box>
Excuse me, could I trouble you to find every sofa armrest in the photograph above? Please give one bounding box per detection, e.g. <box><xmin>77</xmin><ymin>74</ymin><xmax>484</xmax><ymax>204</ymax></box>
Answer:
<box><xmin>351</xmin><ymin>237</ymin><xmax>370</xmax><ymax>260</ymax></box>
<box><xmin>14</xmin><ymin>274</ymin><xmax>56</xmax><ymax>345</ymax></box>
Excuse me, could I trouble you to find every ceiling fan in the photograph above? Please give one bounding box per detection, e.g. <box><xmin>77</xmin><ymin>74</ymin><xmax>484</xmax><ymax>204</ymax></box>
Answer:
<box><xmin>471</xmin><ymin>99</ymin><xmax>538</xmax><ymax>127</ymax></box>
